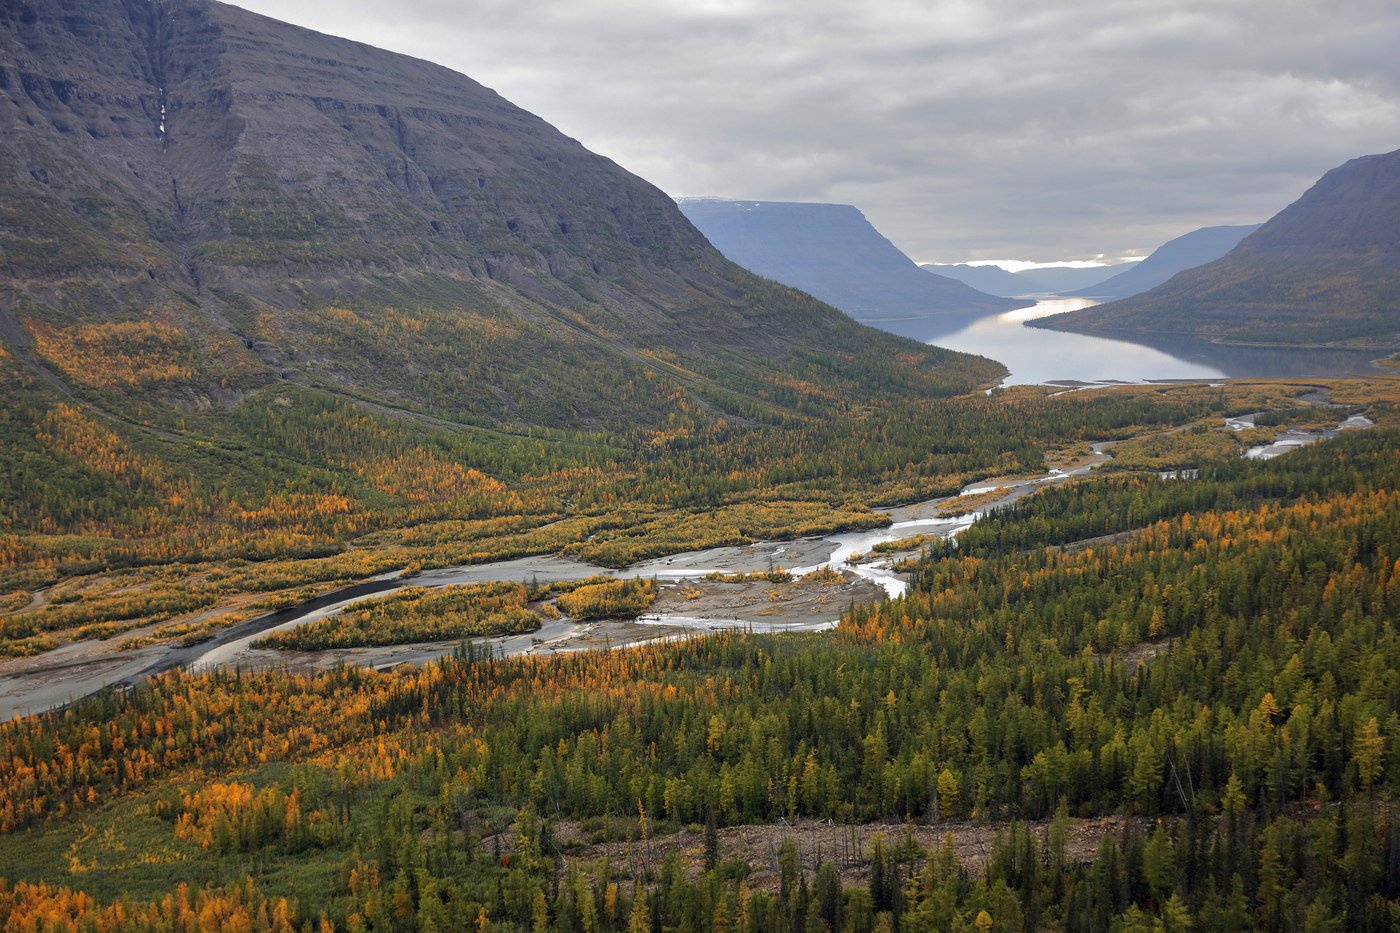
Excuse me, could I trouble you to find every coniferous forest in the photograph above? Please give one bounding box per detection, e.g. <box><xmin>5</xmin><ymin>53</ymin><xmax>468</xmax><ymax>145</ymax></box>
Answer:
<box><xmin>0</xmin><ymin>423</ymin><xmax>1396</xmax><ymax>931</ymax></box>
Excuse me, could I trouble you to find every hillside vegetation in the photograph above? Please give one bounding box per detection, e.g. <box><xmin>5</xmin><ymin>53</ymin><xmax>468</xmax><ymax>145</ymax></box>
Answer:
<box><xmin>0</xmin><ymin>373</ymin><xmax>1305</xmax><ymax>656</ymax></box>
<box><xmin>0</xmin><ymin>0</ymin><xmax>1044</xmax><ymax>659</ymax></box>
<box><xmin>0</xmin><ymin>0</ymin><xmax>1000</xmax><ymax>433</ymax></box>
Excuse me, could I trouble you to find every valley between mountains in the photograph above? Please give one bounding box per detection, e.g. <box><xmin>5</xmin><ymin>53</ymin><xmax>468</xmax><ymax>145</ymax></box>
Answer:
<box><xmin>1</xmin><ymin>0</ymin><xmax>1399</xmax><ymax>930</ymax></box>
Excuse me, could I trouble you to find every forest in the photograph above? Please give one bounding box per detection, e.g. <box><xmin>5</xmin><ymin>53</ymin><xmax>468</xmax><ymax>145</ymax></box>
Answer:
<box><xmin>1</xmin><ymin>334</ymin><xmax>1357</xmax><ymax>659</ymax></box>
<box><xmin>0</xmin><ymin>425</ymin><xmax>1395</xmax><ymax>930</ymax></box>
<box><xmin>250</xmin><ymin>577</ymin><xmax>661</xmax><ymax>652</ymax></box>
<box><xmin>251</xmin><ymin>583</ymin><xmax>543</xmax><ymax>652</ymax></box>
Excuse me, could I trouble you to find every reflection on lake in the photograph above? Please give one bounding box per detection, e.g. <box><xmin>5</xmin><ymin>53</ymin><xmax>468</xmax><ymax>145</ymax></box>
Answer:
<box><xmin>1098</xmin><ymin>330</ymin><xmax>1393</xmax><ymax>381</ymax></box>
<box><xmin>932</xmin><ymin>299</ymin><xmax>1391</xmax><ymax>386</ymax></box>
<box><xmin>934</xmin><ymin>299</ymin><xmax>1222</xmax><ymax>385</ymax></box>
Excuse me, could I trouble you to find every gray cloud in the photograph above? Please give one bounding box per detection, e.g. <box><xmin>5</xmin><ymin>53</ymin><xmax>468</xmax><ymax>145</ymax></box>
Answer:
<box><xmin>234</xmin><ymin>0</ymin><xmax>1400</xmax><ymax>262</ymax></box>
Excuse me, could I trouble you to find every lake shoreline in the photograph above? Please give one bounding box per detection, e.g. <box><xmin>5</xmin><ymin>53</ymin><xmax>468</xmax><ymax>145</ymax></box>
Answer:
<box><xmin>938</xmin><ymin>298</ymin><xmax>1391</xmax><ymax>385</ymax></box>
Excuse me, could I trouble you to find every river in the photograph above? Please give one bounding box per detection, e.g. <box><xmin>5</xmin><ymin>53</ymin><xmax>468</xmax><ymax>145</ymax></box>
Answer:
<box><xmin>155</xmin><ymin>452</ymin><xmax>1108</xmax><ymax>685</ymax></box>
<box><xmin>0</xmin><ymin>462</ymin><xmax>1075</xmax><ymax>721</ymax></box>
<box><xmin>181</xmin><ymin>404</ymin><xmax>1375</xmax><ymax>680</ymax></box>
<box><xmin>187</xmin><ymin>486</ymin><xmax>1028</xmax><ymax>673</ymax></box>
<box><xmin>0</xmin><ymin>401</ymin><xmax>1373</xmax><ymax>720</ymax></box>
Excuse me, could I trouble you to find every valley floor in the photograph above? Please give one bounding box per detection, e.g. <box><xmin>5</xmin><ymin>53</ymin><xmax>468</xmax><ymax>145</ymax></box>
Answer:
<box><xmin>0</xmin><ymin>387</ymin><xmax>1396</xmax><ymax>931</ymax></box>
<box><xmin>0</xmin><ymin>443</ymin><xmax>1109</xmax><ymax>718</ymax></box>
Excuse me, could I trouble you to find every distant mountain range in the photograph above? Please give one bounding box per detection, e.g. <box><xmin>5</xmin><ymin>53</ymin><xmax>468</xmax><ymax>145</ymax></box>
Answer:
<box><xmin>1038</xmin><ymin>150</ymin><xmax>1400</xmax><ymax>347</ymax></box>
<box><xmin>919</xmin><ymin>263</ymin><xmax>1032</xmax><ymax>297</ymax></box>
<box><xmin>677</xmin><ymin>199</ymin><xmax>1027</xmax><ymax>340</ymax></box>
<box><xmin>924</xmin><ymin>222</ymin><xmax>1259</xmax><ymax>301</ymax></box>
<box><xmin>1063</xmin><ymin>225</ymin><xmax>1261</xmax><ymax>299</ymax></box>
<box><xmin>923</xmin><ymin>262</ymin><xmax>1125</xmax><ymax>297</ymax></box>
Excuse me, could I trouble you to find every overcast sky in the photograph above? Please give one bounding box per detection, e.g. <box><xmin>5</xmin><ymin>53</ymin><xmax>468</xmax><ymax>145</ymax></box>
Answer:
<box><xmin>237</xmin><ymin>0</ymin><xmax>1399</xmax><ymax>265</ymax></box>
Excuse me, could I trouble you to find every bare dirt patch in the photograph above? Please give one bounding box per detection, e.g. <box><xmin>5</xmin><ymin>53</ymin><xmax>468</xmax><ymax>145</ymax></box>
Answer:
<box><xmin>550</xmin><ymin>815</ymin><xmax>1139</xmax><ymax>890</ymax></box>
<box><xmin>1111</xmin><ymin>637</ymin><xmax>1173</xmax><ymax>668</ymax></box>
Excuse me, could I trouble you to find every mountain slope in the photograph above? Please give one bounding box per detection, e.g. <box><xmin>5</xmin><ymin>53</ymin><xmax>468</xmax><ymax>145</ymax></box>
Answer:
<box><xmin>1013</xmin><ymin>265</ymin><xmax>1124</xmax><ymax>294</ymax></box>
<box><xmin>0</xmin><ymin>0</ymin><xmax>998</xmax><ymax>434</ymax></box>
<box><xmin>677</xmin><ymin>199</ymin><xmax>1027</xmax><ymax>340</ymax></box>
<box><xmin>1038</xmin><ymin>150</ymin><xmax>1400</xmax><ymax>347</ymax></box>
<box><xmin>920</xmin><ymin>262</ymin><xmax>1032</xmax><ymax>297</ymax></box>
<box><xmin>924</xmin><ymin>262</ymin><xmax>1127</xmax><ymax>297</ymax></box>
<box><xmin>1064</xmin><ymin>224</ymin><xmax>1261</xmax><ymax>299</ymax></box>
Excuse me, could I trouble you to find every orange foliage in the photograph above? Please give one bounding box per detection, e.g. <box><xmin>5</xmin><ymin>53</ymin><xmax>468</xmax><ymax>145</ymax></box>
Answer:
<box><xmin>318</xmin><ymin>305</ymin><xmax>518</xmax><ymax>345</ymax></box>
<box><xmin>0</xmin><ymin>878</ymin><xmax>298</xmax><ymax>932</ymax></box>
<box><xmin>0</xmin><ymin>632</ymin><xmax>754</xmax><ymax>832</ymax></box>
<box><xmin>35</xmin><ymin>404</ymin><xmax>174</xmax><ymax>498</ymax></box>
<box><xmin>351</xmin><ymin>451</ymin><xmax>509</xmax><ymax>505</ymax></box>
<box><xmin>28</xmin><ymin>319</ymin><xmax>197</xmax><ymax>390</ymax></box>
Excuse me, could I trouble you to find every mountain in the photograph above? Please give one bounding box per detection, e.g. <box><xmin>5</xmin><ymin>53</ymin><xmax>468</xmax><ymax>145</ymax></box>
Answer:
<box><xmin>923</xmin><ymin>262</ymin><xmax>1127</xmax><ymax>297</ymax></box>
<box><xmin>920</xmin><ymin>263</ymin><xmax>1032</xmax><ymax>297</ymax></box>
<box><xmin>1014</xmin><ymin>265</ymin><xmax>1125</xmax><ymax>294</ymax></box>
<box><xmin>1063</xmin><ymin>224</ymin><xmax>1261</xmax><ymax>299</ymax></box>
<box><xmin>1037</xmin><ymin>150</ymin><xmax>1400</xmax><ymax>347</ymax></box>
<box><xmin>676</xmin><ymin>199</ymin><xmax>1028</xmax><ymax>340</ymax></box>
<box><xmin>0</xmin><ymin>0</ymin><xmax>998</xmax><ymax>435</ymax></box>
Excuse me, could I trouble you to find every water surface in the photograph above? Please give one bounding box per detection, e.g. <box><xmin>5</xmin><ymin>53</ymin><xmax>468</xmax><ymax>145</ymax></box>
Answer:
<box><xmin>935</xmin><ymin>299</ymin><xmax>1390</xmax><ymax>385</ymax></box>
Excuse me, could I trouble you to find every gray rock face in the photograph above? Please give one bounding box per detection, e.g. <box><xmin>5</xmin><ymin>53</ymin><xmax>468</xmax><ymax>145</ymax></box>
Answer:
<box><xmin>1</xmin><ymin>0</ymin><xmax>708</xmax><ymax>298</ymax></box>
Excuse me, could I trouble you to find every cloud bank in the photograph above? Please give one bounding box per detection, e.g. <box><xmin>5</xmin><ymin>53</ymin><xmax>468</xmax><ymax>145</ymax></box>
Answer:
<box><xmin>233</xmin><ymin>0</ymin><xmax>1400</xmax><ymax>263</ymax></box>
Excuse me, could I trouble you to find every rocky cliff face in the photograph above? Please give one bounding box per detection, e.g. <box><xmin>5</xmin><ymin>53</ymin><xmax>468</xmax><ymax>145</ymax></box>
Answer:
<box><xmin>2</xmin><ymin>0</ymin><xmax>708</xmax><ymax>291</ymax></box>
<box><xmin>1038</xmin><ymin>151</ymin><xmax>1400</xmax><ymax>347</ymax></box>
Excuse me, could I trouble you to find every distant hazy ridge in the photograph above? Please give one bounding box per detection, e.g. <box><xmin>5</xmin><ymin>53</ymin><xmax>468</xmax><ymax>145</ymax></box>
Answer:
<box><xmin>678</xmin><ymin>198</ymin><xmax>1026</xmax><ymax>339</ymax></box>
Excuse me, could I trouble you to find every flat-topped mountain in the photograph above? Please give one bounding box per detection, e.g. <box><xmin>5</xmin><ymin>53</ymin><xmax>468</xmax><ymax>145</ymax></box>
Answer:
<box><xmin>1063</xmin><ymin>225</ymin><xmax>1261</xmax><ymax>299</ymax></box>
<box><xmin>0</xmin><ymin>0</ymin><xmax>997</xmax><ymax>431</ymax></box>
<box><xmin>1038</xmin><ymin>150</ymin><xmax>1400</xmax><ymax>347</ymax></box>
<box><xmin>677</xmin><ymin>199</ymin><xmax>1027</xmax><ymax>340</ymax></box>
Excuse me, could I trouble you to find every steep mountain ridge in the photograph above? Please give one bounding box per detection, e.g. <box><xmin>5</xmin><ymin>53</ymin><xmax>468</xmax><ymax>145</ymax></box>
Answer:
<box><xmin>1</xmin><ymin>0</ymin><xmax>705</xmax><ymax>293</ymax></box>
<box><xmin>1038</xmin><ymin>150</ymin><xmax>1400</xmax><ymax>347</ymax></box>
<box><xmin>0</xmin><ymin>0</ymin><xmax>995</xmax><ymax>431</ymax></box>
<box><xmin>677</xmin><ymin>198</ymin><xmax>1027</xmax><ymax>340</ymax></box>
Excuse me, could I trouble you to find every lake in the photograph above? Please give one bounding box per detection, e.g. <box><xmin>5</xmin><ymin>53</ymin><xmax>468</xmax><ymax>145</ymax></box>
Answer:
<box><xmin>932</xmin><ymin>298</ymin><xmax>1392</xmax><ymax>386</ymax></box>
